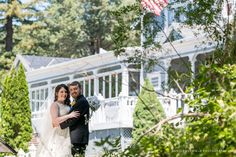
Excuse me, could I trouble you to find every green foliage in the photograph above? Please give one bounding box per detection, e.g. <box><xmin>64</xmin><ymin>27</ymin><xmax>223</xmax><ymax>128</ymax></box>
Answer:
<box><xmin>167</xmin><ymin>59</ymin><xmax>192</xmax><ymax>92</ymax></box>
<box><xmin>174</xmin><ymin>0</ymin><xmax>233</xmax><ymax>51</ymax></box>
<box><xmin>101</xmin><ymin>61</ymin><xmax>236</xmax><ymax>157</ymax></box>
<box><xmin>0</xmin><ymin>64</ymin><xmax>32</xmax><ymax>155</ymax></box>
<box><xmin>82</xmin><ymin>0</ymin><xmax>119</xmax><ymax>54</ymax></box>
<box><xmin>95</xmin><ymin>136</ymin><xmax>122</xmax><ymax>157</ymax></box>
<box><xmin>111</xmin><ymin>0</ymin><xmax>164</xmax><ymax>56</ymax></box>
<box><xmin>0</xmin><ymin>52</ymin><xmax>15</xmax><ymax>87</ymax></box>
<box><xmin>97</xmin><ymin>0</ymin><xmax>236</xmax><ymax>156</ymax></box>
<box><xmin>111</xmin><ymin>2</ymin><xmax>140</xmax><ymax>55</ymax></box>
<box><xmin>21</xmin><ymin>0</ymin><xmax>86</xmax><ymax>57</ymax></box>
<box><xmin>132</xmin><ymin>79</ymin><xmax>165</xmax><ymax>141</ymax></box>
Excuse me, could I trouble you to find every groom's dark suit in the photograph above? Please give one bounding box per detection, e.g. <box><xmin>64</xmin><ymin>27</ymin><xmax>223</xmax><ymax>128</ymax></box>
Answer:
<box><xmin>60</xmin><ymin>94</ymin><xmax>89</xmax><ymax>156</ymax></box>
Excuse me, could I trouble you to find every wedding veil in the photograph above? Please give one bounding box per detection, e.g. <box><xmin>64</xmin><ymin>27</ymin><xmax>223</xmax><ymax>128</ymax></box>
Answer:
<box><xmin>35</xmin><ymin>98</ymin><xmax>54</xmax><ymax>157</ymax></box>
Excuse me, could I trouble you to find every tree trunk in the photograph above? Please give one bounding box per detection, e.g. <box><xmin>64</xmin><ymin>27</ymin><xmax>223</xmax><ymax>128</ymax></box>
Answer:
<box><xmin>96</xmin><ymin>36</ymin><xmax>101</xmax><ymax>54</ymax></box>
<box><xmin>89</xmin><ymin>37</ymin><xmax>95</xmax><ymax>55</ymax></box>
<box><xmin>5</xmin><ymin>16</ymin><xmax>13</xmax><ymax>52</ymax></box>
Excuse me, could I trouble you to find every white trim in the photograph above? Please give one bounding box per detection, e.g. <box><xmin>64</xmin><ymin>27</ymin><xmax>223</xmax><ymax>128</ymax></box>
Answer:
<box><xmin>13</xmin><ymin>54</ymin><xmax>32</xmax><ymax>71</ymax></box>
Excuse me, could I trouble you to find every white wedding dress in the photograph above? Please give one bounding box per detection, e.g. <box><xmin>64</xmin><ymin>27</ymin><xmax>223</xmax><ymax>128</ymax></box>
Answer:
<box><xmin>37</xmin><ymin>102</ymin><xmax>72</xmax><ymax>157</ymax></box>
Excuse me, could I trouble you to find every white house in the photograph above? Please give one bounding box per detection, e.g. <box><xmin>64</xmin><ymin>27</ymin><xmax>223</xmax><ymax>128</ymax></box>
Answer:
<box><xmin>14</xmin><ymin>35</ymin><xmax>214</xmax><ymax>156</ymax></box>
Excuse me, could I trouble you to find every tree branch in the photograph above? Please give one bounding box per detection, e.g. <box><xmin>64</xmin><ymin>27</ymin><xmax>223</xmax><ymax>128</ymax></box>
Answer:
<box><xmin>133</xmin><ymin>112</ymin><xmax>210</xmax><ymax>145</ymax></box>
<box><xmin>173</xmin><ymin>79</ymin><xmax>185</xmax><ymax>94</ymax></box>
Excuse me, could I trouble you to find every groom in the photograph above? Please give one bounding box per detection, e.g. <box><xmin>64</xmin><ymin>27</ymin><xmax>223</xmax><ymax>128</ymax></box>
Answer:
<box><xmin>60</xmin><ymin>81</ymin><xmax>90</xmax><ymax>156</ymax></box>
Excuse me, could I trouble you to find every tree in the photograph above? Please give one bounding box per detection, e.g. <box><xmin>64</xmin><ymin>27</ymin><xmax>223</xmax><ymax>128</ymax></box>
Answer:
<box><xmin>132</xmin><ymin>79</ymin><xmax>165</xmax><ymax>141</ymax></box>
<box><xmin>0</xmin><ymin>64</ymin><xmax>32</xmax><ymax>154</ymax></box>
<box><xmin>0</xmin><ymin>52</ymin><xmax>14</xmax><ymax>94</ymax></box>
<box><xmin>26</xmin><ymin>0</ymin><xmax>139</xmax><ymax>57</ymax></box>
<box><xmin>0</xmin><ymin>0</ymin><xmax>42</xmax><ymax>85</ymax></box>
<box><xmin>22</xmin><ymin>0</ymin><xmax>86</xmax><ymax>57</ymax></box>
<box><xmin>0</xmin><ymin>0</ymin><xmax>41</xmax><ymax>52</ymax></box>
<box><xmin>111</xmin><ymin>1</ymin><xmax>141</xmax><ymax>56</ymax></box>
<box><xmin>82</xmin><ymin>0</ymin><xmax>137</xmax><ymax>54</ymax></box>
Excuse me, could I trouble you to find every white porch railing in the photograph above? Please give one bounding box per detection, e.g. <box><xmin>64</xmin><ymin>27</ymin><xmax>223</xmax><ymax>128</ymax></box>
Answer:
<box><xmin>89</xmin><ymin>90</ymin><xmax>188</xmax><ymax>131</ymax></box>
<box><xmin>159</xmin><ymin>89</ymin><xmax>189</xmax><ymax>117</ymax></box>
<box><xmin>89</xmin><ymin>96</ymin><xmax>137</xmax><ymax>131</ymax></box>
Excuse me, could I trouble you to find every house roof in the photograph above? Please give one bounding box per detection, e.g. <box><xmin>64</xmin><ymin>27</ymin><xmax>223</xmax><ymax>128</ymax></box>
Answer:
<box><xmin>22</xmin><ymin>55</ymin><xmax>73</xmax><ymax>69</ymax></box>
<box><xmin>14</xmin><ymin>48</ymin><xmax>112</xmax><ymax>72</ymax></box>
<box><xmin>14</xmin><ymin>55</ymin><xmax>74</xmax><ymax>71</ymax></box>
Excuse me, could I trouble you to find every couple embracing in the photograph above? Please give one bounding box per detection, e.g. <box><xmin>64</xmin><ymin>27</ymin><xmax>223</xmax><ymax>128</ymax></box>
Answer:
<box><xmin>38</xmin><ymin>81</ymin><xmax>89</xmax><ymax>157</ymax></box>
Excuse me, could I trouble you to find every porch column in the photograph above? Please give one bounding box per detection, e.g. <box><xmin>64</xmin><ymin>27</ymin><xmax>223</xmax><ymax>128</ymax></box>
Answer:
<box><xmin>189</xmin><ymin>54</ymin><xmax>197</xmax><ymax>80</ymax></box>
<box><xmin>120</xmin><ymin>66</ymin><xmax>129</xmax><ymax>96</ymax></box>
<box><xmin>164</xmin><ymin>8</ymin><xmax>169</xmax><ymax>33</ymax></box>
<box><xmin>93</xmin><ymin>70</ymin><xmax>99</xmax><ymax>96</ymax></box>
<box><xmin>163</xmin><ymin>59</ymin><xmax>171</xmax><ymax>90</ymax></box>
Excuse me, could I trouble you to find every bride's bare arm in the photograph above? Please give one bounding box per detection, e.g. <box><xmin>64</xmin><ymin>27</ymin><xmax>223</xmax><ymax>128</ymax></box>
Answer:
<box><xmin>50</xmin><ymin>103</ymin><xmax>80</xmax><ymax>127</ymax></box>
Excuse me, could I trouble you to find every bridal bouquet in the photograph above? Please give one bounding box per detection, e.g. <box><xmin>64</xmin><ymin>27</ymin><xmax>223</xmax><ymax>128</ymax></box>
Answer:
<box><xmin>87</xmin><ymin>95</ymin><xmax>102</xmax><ymax>112</ymax></box>
<box><xmin>85</xmin><ymin>95</ymin><xmax>102</xmax><ymax>123</ymax></box>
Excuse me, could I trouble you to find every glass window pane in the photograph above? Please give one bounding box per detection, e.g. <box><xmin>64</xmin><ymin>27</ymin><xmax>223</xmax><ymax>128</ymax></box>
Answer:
<box><xmin>52</xmin><ymin>86</ymin><xmax>55</xmax><ymax>92</ymax></box>
<box><xmin>40</xmin><ymin>89</ymin><xmax>44</xmax><ymax>100</ymax></box>
<box><xmin>32</xmin><ymin>91</ymin><xmax>35</xmax><ymax>100</ymax></box>
<box><xmin>118</xmin><ymin>73</ymin><xmax>122</xmax><ymax>95</ymax></box>
<box><xmin>36</xmin><ymin>102</ymin><xmax>40</xmax><ymax>111</ymax></box>
<box><xmin>105</xmin><ymin>76</ymin><xmax>109</xmax><ymax>98</ymax></box>
<box><xmin>168</xmin><ymin>57</ymin><xmax>191</xmax><ymax>92</ymax></box>
<box><xmin>112</xmin><ymin>74</ymin><xmax>116</xmax><ymax>97</ymax></box>
<box><xmin>85</xmin><ymin>80</ymin><xmax>89</xmax><ymax>97</ymax></box>
<box><xmin>40</xmin><ymin>102</ymin><xmax>43</xmax><ymax>110</ymax></box>
<box><xmin>99</xmin><ymin>77</ymin><xmax>103</xmax><ymax>96</ymax></box>
<box><xmin>98</xmin><ymin>65</ymin><xmax>121</xmax><ymax>74</ymax></box>
<box><xmin>91</xmin><ymin>79</ymin><xmax>94</xmax><ymax>96</ymax></box>
<box><xmin>51</xmin><ymin>77</ymin><xmax>69</xmax><ymax>84</ymax></box>
<box><xmin>79</xmin><ymin>81</ymin><xmax>84</xmax><ymax>95</ymax></box>
<box><xmin>36</xmin><ymin>90</ymin><xmax>39</xmax><ymax>100</ymax></box>
<box><xmin>45</xmin><ymin>88</ymin><xmax>48</xmax><ymax>99</ymax></box>
<box><xmin>129</xmin><ymin>72</ymin><xmax>140</xmax><ymax>96</ymax></box>
<box><xmin>31</xmin><ymin>82</ymin><xmax>47</xmax><ymax>88</ymax></box>
<box><xmin>32</xmin><ymin>102</ymin><xmax>35</xmax><ymax>112</ymax></box>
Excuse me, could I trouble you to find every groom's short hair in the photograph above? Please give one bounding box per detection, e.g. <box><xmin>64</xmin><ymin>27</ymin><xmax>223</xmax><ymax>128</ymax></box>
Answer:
<box><xmin>69</xmin><ymin>81</ymin><xmax>82</xmax><ymax>89</ymax></box>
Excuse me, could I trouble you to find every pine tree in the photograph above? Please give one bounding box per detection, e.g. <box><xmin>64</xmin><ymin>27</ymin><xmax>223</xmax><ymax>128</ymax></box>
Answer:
<box><xmin>28</xmin><ymin>0</ymin><xmax>138</xmax><ymax>57</ymax></box>
<box><xmin>25</xmin><ymin>0</ymin><xmax>86</xmax><ymax>57</ymax></box>
<box><xmin>82</xmin><ymin>0</ymin><xmax>139</xmax><ymax>55</ymax></box>
<box><xmin>0</xmin><ymin>0</ymin><xmax>41</xmax><ymax>52</ymax></box>
<box><xmin>0</xmin><ymin>64</ymin><xmax>32</xmax><ymax>153</ymax></box>
<box><xmin>82</xmin><ymin>0</ymin><xmax>119</xmax><ymax>54</ymax></box>
<box><xmin>0</xmin><ymin>68</ymin><xmax>19</xmax><ymax>153</ymax></box>
<box><xmin>0</xmin><ymin>0</ymin><xmax>42</xmax><ymax>82</ymax></box>
<box><xmin>132</xmin><ymin>79</ymin><xmax>165</xmax><ymax>141</ymax></box>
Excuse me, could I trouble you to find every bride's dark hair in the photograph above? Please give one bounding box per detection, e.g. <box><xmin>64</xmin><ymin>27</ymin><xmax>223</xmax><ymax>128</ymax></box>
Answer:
<box><xmin>54</xmin><ymin>84</ymin><xmax>70</xmax><ymax>106</ymax></box>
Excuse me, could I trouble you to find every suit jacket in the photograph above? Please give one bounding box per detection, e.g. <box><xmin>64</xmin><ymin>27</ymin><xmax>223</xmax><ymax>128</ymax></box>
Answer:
<box><xmin>60</xmin><ymin>94</ymin><xmax>89</xmax><ymax>144</ymax></box>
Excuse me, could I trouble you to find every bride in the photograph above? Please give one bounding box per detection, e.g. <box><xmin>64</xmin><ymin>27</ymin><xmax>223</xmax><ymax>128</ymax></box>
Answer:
<box><xmin>37</xmin><ymin>84</ymin><xmax>80</xmax><ymax>157</ymax></box>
